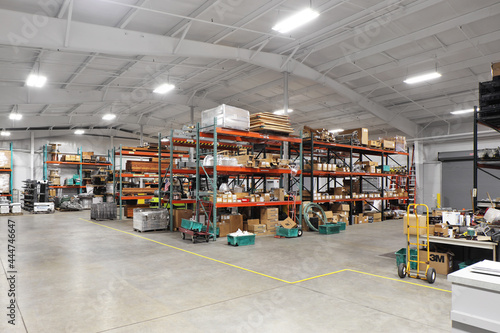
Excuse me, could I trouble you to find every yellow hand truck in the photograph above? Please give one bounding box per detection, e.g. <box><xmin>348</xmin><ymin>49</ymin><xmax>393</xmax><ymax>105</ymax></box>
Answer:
<box><xmin>398</xmin><ymin>204</ymin><xmax>436</xmax><ymax>284</ymax></box>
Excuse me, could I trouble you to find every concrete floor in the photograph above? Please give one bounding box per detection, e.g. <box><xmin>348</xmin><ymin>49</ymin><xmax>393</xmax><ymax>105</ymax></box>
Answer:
<box><xmin>0</xmin><ymin>211</ymin><xmax>452</xmax><ymax>333</ymax></box>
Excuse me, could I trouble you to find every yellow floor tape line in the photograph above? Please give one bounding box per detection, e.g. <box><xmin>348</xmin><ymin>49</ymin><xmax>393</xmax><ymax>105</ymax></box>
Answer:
<box><xmin>80</xmin><ymin>218</ymin><xmax>451</xmax><ymax>293</ymax></box>
<box><xmin>80</xmin><ymin>218</ymin><xmax>291</xmax><ymax>284</ymax></box>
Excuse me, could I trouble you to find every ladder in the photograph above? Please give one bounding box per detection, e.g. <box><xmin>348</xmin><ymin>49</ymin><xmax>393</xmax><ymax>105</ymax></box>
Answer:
<box><xmin>407</xmin><ymin>145</ymin><xmax>416</xmax><ymax>205</ymax></box>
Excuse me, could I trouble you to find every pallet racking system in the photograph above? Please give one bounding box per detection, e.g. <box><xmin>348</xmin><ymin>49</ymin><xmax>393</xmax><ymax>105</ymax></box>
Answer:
<box><xmin>302</xmin><ymin>137</ymin><xmax>410</xmax><ymax>224</ymax></box>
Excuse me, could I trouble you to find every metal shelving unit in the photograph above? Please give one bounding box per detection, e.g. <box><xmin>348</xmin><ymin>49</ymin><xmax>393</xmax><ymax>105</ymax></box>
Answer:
<box><xmin>43</xmin><ymin>144</ymin><xmax>112</xmax><ymax>194</ymax></box>
<box><xmin>194</xmin><ymin>119</ymin><xmax>303</xmax><ymax>241</ymax></box>
<box><xmin>302</xmin><ymin>137</ymin><xmax>410</xmax><ymax>224</ymax></box>
<box><xmin>113</xmin><ymin>144</ymin><xmax>190</xmax><ymax>220</ymax></box>
<box><xmin>0</xmin><ymin>142</ymin><xmax>13</xmax><ymax>202</ymax></box>
<box><xmin>474</xmin><ymin>78</ymin><xmax>500</xmax><ymax>210</ymax></box>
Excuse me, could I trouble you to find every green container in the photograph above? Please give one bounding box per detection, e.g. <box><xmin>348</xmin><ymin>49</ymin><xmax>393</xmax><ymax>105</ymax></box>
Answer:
<box><xmin>276</xmin><ymin>227</ymin><xmax>299</xmax><ymax>238</ymax></box>
<box><xmin>336</xmin><ymin>222</ymin><xmax>346</xmax><ymax>231</ymax></box>
<box><xmin>201</xmin><ymin>225</ymin><xmax>220</xmax><ymax>237</ymax></box>
<box><xmin>319</xmin><ymin>223</ymin><xmax>341</xmax><ymax>234</ymax></box>
<box><xmin>181</xmin><ymin>219</ymin><xmax>203</xmax><ymax>232</ymax></box>
<box><xmin>227</xmin><ymin>234</ymin><xmax>255</xmax><ymax>246</ymax></box>
<box><xmin>458</xmin><ymin>260</ymin><xmax>477</xmax><ymax>270</ymax></box>
<box><xmin>395</xmin><ymin>248</ymin><xmax>418</xmax><ymax>270</ymax></box>
<box><xmin>376</xmin><ymin>165</ymin><xmax>391</xmax><ymax>172</ymax></box>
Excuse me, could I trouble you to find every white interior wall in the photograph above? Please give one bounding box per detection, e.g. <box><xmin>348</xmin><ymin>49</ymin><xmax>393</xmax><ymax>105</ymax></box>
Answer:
<box><xmin>419</xmin><ymin>135</ymin><xmax>499</xmax><ymax>208</ymax></box>
<box><xmin>1</xmin><ymin>134</ymin><xmax>148</xmax><ymax>193</ymax></box>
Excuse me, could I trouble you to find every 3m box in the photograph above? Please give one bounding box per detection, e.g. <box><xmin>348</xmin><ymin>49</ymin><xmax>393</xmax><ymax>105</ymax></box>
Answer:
<box><xmin>229</xmin><ymin>214</ymin><xmax>243</xmax><ymax>232</ymax></box>
<box><xmin>217</xmin><ymin>222</ymin><xmax>231</xmax><ymax>237</ymax></box>
<box><xmin>429</xmin><ymin>251</ymin><xmax>454</xmax><ymax>275</ymax></box>
<box><xmin>273</xmin><ymin>188</ymin><xmax>285</xmax><ymax>201</ymax></box>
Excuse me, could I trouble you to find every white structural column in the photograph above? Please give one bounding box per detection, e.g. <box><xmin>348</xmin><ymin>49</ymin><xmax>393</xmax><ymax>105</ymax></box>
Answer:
<box><xmin>0</xmin><ymin>8</ymin><xmax>419</xmax><ymax>137</ymax></box>
<box><xmin>30</xmin><ymin>132</ymin><xmax>35</xmax><ymax>179</ymax></box>
<box><xmin>414</xmin><ymin>140</ymin><xmax>423</xmax><ymax>205</ymax></box>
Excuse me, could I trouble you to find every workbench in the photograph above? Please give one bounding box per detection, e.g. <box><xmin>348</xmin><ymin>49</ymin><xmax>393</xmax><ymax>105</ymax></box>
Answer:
<box><xmin>428</xmin><ymin>236</ymin><xmax>497</xmax><ymax>261</ymax></box>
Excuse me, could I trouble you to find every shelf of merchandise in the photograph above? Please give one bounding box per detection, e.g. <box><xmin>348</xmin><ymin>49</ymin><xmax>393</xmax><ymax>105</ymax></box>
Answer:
<box><xmin>190</xmin><ymin>120</ymin><xmax>303</xmax><ymax>240</ymax></box>
<box><xmin>114</xmin><ymin>144</ymin><xmax>192</xmax><ymax>220</ymax></box>
<box><xmin>43</xmin><ymin>144</ymin><xmax>112</xmax><ymax>195</ymax></box>
<box><xmin>0</xmin><ymin>142</ymin><xmax>13</xmax><ymax>202</ymax></box>
<box><xmin>473</xmin><ymin>101</ymin><xmax>500</xmax><ymax>210</ymax></box>
<box><xmin>302</xmin><ymin>137</ymin><xmax>410</xmax><ymax>224</ymax></box>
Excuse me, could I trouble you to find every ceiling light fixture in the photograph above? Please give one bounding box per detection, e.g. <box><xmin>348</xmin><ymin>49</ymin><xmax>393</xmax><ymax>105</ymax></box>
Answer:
<box><xmin>272</xmin><ymin>8</ymin><xmax>320</xmax><ymax>33</ymax></box>
<box><xmin>26</xmin><ymin>74</ymin><xmax>47</xmax><ymax>87</ymax></box>
<box><xmin>9</xmin><ymin>113</ymin><xmax>22</xmax><ymax>120</ymax></box>
<box><xmin>273</xmin><ymin>109</ymin><xmax>293</xmax><ymax>115</ymax></box>
<box><xmin>329</xmin><ymin>129</ymin><xmax>344</xmax><ymax>133</ymax></box>
<box><xmin>1</xmin><ymin>131</ymin><xmax>11</xmax><ymax>136</ymax></box>
<box><xmin>153</xmin><ymin>83</ymin><xmax>175</xmax><ymax>94</ymax></box>
<box><xmin>450</xmin><ymin>108</ymin><xmax>475</xmax><ymax>115</ymax></box>
<box><xmin>102</xmin><ymin>113</ymin><xmax>116</xmax><ymax>120</ymax></box>
<box><xmin>74</xmin><ymin>129</ymin><xmax>85</xmax><ymax>135</ymax></box>
<box><xmin>404</xmin><ymin>72</ymin><xmax>442</xmax><ymax>84</ymax></box>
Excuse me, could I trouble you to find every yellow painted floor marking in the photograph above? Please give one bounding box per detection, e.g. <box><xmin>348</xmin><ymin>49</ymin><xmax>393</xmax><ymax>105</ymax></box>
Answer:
<box><xmin>80</xmin><ymin>218</ymin><xmax>451</xmax><ymax>293</ymax></box>
<box><xmin>80</xmin><ymin>218</ymin><xmax>290</xmax><ymax>283</ymax></box>
<box><xmin>346</xmin><ymin>269</ymin><xmax>452</xmax><ymax>293</ymax></box>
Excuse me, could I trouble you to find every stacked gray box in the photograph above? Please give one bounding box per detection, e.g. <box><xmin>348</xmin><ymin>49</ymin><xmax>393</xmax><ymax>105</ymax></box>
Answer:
<box><xmin>90</xmin><ymin>203</ymin><xmax>117</xmax><ymax>220</ymax></box>
<box><xmin>133</xmin><ymin>208</ymin><xmax>169</xmax><ymax>232</ymax></box>
<box><xmin>201</xmin><ymin>104</ymin><xmax>250</xmax><ymax>131</ymax></box>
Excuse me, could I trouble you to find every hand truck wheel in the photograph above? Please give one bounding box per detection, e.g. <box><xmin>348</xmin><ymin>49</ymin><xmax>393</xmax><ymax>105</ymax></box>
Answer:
<box><xmin>398</xmin><ymin>263</ymin><xmax>407</xmax><ymax>278</ymax></box>
<box><xmin>297</xmin><ymin>229</ymin><xmax>303</xmax><ymax>237</ymax></box>
<box><xmin>192</xmin><ymin>236</ymin><xmax>196</xmax><ymax>243</ymax></box>
<box><xmin>426</xmin><ymin>267</ymin><xmax>436</xmax><ymax>284</ymax></box>
<box><xmin>182</xmin><ymin>233</ymin><xmax>185</xmax><ymax>240</ymax></box>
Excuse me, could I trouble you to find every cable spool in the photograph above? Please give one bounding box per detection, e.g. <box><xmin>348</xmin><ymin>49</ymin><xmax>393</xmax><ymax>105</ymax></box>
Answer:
<box><xmin>302</xmin><ymin>202</ymin><xmax>327</xmax><ymax>232</ymax></box>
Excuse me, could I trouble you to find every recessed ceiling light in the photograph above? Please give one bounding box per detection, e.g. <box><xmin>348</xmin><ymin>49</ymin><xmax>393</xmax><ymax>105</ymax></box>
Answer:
<box><xmin>102</xmin><ymin>114</ymin><xmax>116</xmax><ymax>120</ymax></box>
<box><xmin>26</xmin><ymin>74</ymin><xmax>47</xmax><ymax>87</ymax></box>
<box><xmin>9</xmin><ymin>113</ymin><xmax>22</xmax><ymax>120</ymax></box>
<box><xmin>450</xmin><ymin>108</ymin><xmax>475</xmax><ymax>115</ymax></box>
<box><xmin>153</xmin><ymin>83</ymin><xmax>175</xmax><ymax>94</ymax></box>
<box><xmin>74</xmin><ymin>129</ymin><xmax>85</xmax><ymax>135</ymax></box>
<box><xmin>404</xmin><ymin>72</ymin><xmax>441</xmax><ymax>84</ymax></box>
<box><xmin>329</xmin><ymin>129</ymin><xmax>344</xmax><ymax>133</ymax></box>
<box><xmin>272</xmin><ymin>8</ymin><xmax>320</xmax><ymax>33</ymax></box>
<box><xmin>1</xmin><ymin>131</ymin><xmax>11</xmax><ymax>136</ymax></box>
<box><xmin>273</xmin><ymin>109</ymin><xmax>293</xmax><ymax>115</ymax></box>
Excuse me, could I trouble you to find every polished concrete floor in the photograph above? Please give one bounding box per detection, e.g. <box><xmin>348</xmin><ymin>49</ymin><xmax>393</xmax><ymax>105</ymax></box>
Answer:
<box><xmin>0</xmin><ymin>211</ymin><xmax>452</xmax><ymax>332</ymax></box>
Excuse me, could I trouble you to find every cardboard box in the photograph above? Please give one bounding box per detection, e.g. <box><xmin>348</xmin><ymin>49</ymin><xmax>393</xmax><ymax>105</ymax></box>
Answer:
<box><xmin>260</xmin><ymin>207</ymin><xmax>279</xmax><ymax>221</ymax></box>
<box><xmin>0</xmin><ymin>150</ymin><xmax>11</xmax><ymax>168</ymax></box>
<box><xmin>492</xmin><ymin>62</ymin><xmax>500</xmax><ymax>77</ymax></box>
<box><xmin>332</xmin><ymin>203</ymin><xmax>349</xmax><ymax>212</ymax></box>
<box><xmin>279</xmin><ymin>217</ymin><xmax>297</xmax><ymax>229</ymax></box>
<box><xmin>368</xmin><ymin>140</ymin><xmax>381</xmax><ymax>148</ymax></box>
<box><xmin>228</xmin><ymin>214</ymin><xmax>243</xmax><ymax>233</ymax></box>
<box><xmin>365</xmin><ymin>212</ymin><xmax>382</xmax><ymax>222</ymax></box>
<box><xmin>343</xmin><ymin>128</ymin><xmax>368</xmax><ymax>145</ymax></box>
<box><xmin>173</xmin><ymin>209</ymin><xmax>193</xmax><ymax>229</ymax></box>
<box><xmin>248</xmin><ymin>224</ymin><xmax>266</xmax><ymax>233</ymax></box>
<box><xmin>247</xmin><ymin>218</ymin><xmax>260</xmax><ymax>225</ymax></box>
<box><xmin>333</xmin><ymin>187</ymin><xmax>345</xmax><ymax>196</ymax></box>
<box><xmin>382</xmin><ymin>140</ymin><xmax>395</xmax><ymax>149</ymax></box>
<box><xmin>218</xmin><ymin>222</ymin><xmax>231</xmax><ymax>237</ymax></box>
<box><xmin>313</xmin><ymin>163</ymin><xmax>322</xmax><ymax>171</ymax></box>
<box><xmin>273</xmin><ymin>188</ymin><xmax>285</xmax><ymax>202</ymax></box>
<box><xmin>429</xmin><ymin>251</ymin><xmax>454</xmax><ymax>275</ymax></box>
<box><xmin>403</xmin><ymin>214</ymin><xmax>427</xmax><ymax>235</ymax></box>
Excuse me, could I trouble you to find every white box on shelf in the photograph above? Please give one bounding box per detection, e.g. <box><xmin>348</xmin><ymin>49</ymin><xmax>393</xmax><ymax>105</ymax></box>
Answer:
<box><xmin>33</xmin><ymin>202</ymin><xmax>54</xmax><ymax>213</ymax></box>
<box><xmin>0</xmin><ymin>204</ymin><xmax>9</xmax><ymax>214</ymax></box>
<box><xmin>201</xmin><ymin>104</ymin><xmax>250</xmax><ymax>131</ymax></box>
<box><xmin>10</xmin><ymin>203</ymin><xmax>21</xmax><ymax>214</ymax></box>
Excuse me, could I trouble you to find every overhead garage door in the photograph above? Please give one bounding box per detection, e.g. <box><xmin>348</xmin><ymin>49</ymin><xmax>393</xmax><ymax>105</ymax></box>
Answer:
<box><xmin>440</xmin><ymin>151</ymin><xmax>500</xmax><ymax>209</ymax></box>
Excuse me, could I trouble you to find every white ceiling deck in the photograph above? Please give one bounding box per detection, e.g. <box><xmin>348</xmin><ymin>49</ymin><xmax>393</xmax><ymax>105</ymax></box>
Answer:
<box><xmin>0</xmin><ymin>0</ymin><xmax>499</xmax><ymax>140</ymax></box>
